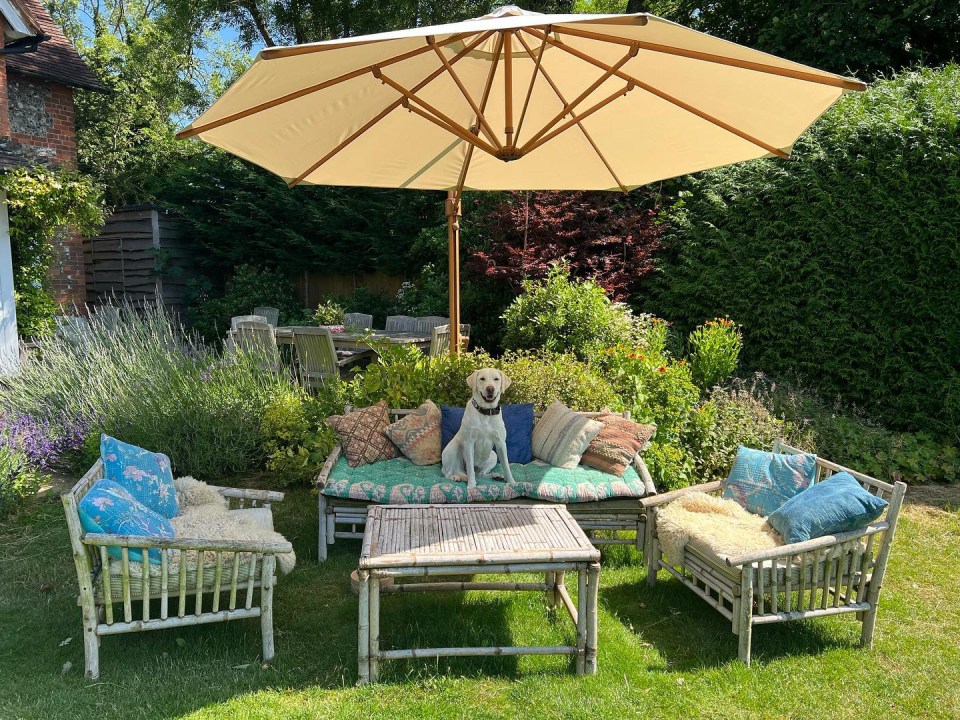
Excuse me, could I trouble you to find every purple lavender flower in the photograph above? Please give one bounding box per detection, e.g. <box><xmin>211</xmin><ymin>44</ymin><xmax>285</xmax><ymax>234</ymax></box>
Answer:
<box><xmin>0</xmin><ymin>410</ymin><xmax>92</xmax><ymax>472</ymax></box>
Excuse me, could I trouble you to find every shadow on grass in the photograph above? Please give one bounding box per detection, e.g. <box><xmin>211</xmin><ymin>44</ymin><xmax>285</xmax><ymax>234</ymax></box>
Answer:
<box><xmin>602</xmin><ymin>575</ymin><xmax>855</xmax><ymax>670</ymax></box>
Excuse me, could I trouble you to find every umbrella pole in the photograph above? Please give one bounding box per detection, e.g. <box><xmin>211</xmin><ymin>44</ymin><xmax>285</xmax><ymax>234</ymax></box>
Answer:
<box><xmin>445</xmin><ymin>190</ymin><xmax>462</xmax><ymax>355</ymax></box>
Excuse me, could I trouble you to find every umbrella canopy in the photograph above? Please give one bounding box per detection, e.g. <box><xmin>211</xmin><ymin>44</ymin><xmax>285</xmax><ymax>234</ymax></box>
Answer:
<box><xmin>178</xmin><ymin>5</ymin><xmax>865</xmax><ymax>349</ymax></box>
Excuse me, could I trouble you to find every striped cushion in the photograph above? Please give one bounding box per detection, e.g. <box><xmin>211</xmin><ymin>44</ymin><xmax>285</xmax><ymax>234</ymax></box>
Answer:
<box><xmin>581</xmin><ymin>413</ymin><xmax>656</xmax><ymax>476</ymax></box>
<box><xmin>531</xmin><ymin>401</ymin><xmax>603</xmax><ymax>469</ymax></box>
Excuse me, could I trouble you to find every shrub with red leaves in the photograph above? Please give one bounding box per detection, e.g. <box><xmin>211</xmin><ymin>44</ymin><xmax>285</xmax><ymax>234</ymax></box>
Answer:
<box><xmin>466</xmin><ymin>191</ymin><xmax>664</xmax><ymax>301</ymax></box>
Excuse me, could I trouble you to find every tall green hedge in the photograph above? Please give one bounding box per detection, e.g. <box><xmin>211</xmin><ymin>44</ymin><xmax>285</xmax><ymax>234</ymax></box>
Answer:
<box><xmin>650</xmin><ymin>66</ymin><xmax>960</xmax><ymax>440</ymax></box>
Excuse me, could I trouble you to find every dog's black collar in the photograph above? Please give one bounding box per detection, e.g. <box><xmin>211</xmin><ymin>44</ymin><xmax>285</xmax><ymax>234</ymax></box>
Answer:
<box><xmin>472</xmin><ymin>399</ymin><xmax>501</xmax><ymax>416</ymax></box>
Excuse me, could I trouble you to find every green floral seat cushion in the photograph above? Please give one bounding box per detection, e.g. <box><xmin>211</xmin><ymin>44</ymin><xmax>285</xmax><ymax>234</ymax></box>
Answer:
<box><xmin>322</xmin><ymin>457</ymin><xmax>646</xmax><ymax>504</ymax></box>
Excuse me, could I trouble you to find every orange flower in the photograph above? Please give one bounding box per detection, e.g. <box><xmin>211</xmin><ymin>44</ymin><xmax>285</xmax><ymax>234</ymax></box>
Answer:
<box><xmin>657</xmin><ymin>366</ymin><xmax>667</xmax><ymax>373</ymax></box>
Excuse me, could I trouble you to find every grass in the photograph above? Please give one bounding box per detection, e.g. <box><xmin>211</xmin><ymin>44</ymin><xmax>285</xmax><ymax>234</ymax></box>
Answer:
<box><xmin>0</xmin><ymin>485</ymin><xmax>958</xmax><ymax>720</ymax></box>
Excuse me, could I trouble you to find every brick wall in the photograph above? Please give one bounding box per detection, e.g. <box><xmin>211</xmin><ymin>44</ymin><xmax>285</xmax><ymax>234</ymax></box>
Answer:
<box><xmin>1</xmin><ymin>68</ymin><xmax>85</xmax><ymax>307</ymax></box>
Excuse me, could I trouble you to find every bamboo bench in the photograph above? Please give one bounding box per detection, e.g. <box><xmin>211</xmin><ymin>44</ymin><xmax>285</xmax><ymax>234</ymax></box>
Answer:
<box><xmin>63</xmin><ymin>459</ymin><xmax>291</xmax><ymax>680</ymax></box>
<box><xmin>316</xmin><ymin>407</ymin><xmax>658</xmax><ymax>562</ymax></box>
<box><xmin>640</xmin><ymin>441</ymin><xmax>907</xmax><ymax>665</ymax></box>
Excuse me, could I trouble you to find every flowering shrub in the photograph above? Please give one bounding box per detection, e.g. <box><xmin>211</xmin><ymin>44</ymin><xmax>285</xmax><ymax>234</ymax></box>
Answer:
<box><xmin>688</xmin><ymin>318</ymin><xmax>743</xmax><ymax>391</ymax></box>
<box><xmin>0</xmin><ymin>411</ymin><xmax>89</xmax><ymax>472</ymax></box>
<box><xmin>313</xmin><ymin>299</ymin><xmax>344</xmax><ymax>326</ymax></box>
<box><xmin>260</xmin><ymin>386</ymin><xmax>343</xmax><ymax>486</ymax></box>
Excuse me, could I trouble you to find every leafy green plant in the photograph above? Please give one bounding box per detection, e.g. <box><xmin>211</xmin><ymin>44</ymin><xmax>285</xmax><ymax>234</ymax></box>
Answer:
<box><xmin>687</xmin><ymin>318</ymin><xmax>743</xmax><ymax>391</ymax></box>
<box><xmin>502</xmin><ymin>263</ymin><xmax>638</xmax><ymax>360</ymax></box>
<box><xmin>0</xmin><ymin>444</ymin><xmax>43</xmax><ymax>518</ymax></box>
<box><xmin>260</xmin><ymin>385</ymin><xmax>343</xmax><ymax>486</ymax></box>
<box><xmin>496</xmin><ymin>351</ymin><xmax>619</xmax><ymax>412</ymax></box>
<box><xmin>189</xmin><ymin>264</ymin><xmax>305</xmax><ymax>342</ymax></box>
<box><xmin>313</xmin><ymin>298</ymin><xmax>345</xmax><ymax>326</ymax></box>
<box><xmin>0</xmin><ymin>167</ymin><xmax>105</xmax><ymax>337</ymax></box>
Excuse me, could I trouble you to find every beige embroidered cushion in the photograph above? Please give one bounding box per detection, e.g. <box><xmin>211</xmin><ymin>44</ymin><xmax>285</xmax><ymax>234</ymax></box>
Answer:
<box><xmin>385</xmin><ymin>401</ymin><xmax>442</xmax><ymax>466</ymax></box>
<box><xmin>326</xmin><ymin>401</ymin><xmax>401</xmax><ymax>467</ymax></box>
<box><xmin>532</xmin><ymin>401</ymin><xmax>603</xmax><ymax>470</ymax></box>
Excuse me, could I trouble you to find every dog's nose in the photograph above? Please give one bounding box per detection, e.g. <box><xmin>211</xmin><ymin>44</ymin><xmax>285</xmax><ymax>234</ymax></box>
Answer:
<box><xmin>485</xmin><ymin>386</ymin><xmax>495</xmax><ymax>394</ymax></box>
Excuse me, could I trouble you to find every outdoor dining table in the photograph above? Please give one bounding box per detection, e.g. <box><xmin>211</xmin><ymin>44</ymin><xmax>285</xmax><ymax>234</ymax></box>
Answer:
<box><xmin>273</xmin><ymin>327</ymin><xmax>432</xmax><ymax>351</ymax></box>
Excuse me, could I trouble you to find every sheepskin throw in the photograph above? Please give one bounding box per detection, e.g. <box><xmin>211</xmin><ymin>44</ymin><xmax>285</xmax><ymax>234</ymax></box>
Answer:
<box><xmin>327</xmin><ymin>401</ymin><xmax>401</xmax><ymax>467</ymax></box>
<box><xmin>656</xmin><ymin>492</ymin><xmax>783</xmax><ymax>567</ymax></box>
<box><xmin>175</xmin><ymin>476</ymin><xmax>228</xmax><ymax>509</ymax></box>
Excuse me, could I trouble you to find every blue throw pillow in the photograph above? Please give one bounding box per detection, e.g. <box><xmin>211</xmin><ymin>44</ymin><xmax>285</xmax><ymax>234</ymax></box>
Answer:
<box><xmin>79</xmin><ymin>480</ymin><xmax>175</xmax><ymax>563</ymax></box>
<box><xmin>723</xmin><ymin>446</ymin><xmax>817</xmax><ymax>516</ymax></box>
<box><xmin>100</xmin><ymin>435</ymin><xmax>179</xmax><ymax>518</ymax></box>
<box><xmin>440</xmin><ymin>403</ymin><xmax>534</xmax><ymax>464</ymax></box>
<box><xmin>769</xmin><ymin>472</ymin><xmax>888</xmax><ymax>544</ymax></box>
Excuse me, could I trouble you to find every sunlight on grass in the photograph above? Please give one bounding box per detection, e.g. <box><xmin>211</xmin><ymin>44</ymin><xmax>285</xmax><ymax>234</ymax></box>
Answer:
<box><xmin>0</xmin><ymin>489</ymin><xmax>957</xmax><ymax>719</ymax></box>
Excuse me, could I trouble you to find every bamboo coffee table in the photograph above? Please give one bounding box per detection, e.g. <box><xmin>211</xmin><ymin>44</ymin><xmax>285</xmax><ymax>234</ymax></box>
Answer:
<box><xmin>356</xmin><ymin>504</ymin><xmax>601</xmax><ymax>684</ymax></box>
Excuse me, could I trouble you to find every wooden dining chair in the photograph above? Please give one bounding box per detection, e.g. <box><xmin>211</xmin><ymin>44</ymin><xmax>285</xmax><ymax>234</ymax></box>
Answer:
<box><xmin>414</xmin><ymin>316</ymin><xmax>449</xmax><ymax>333</ymax></box>
<box><xmin>291</xmin><ymin>327</ymin><xmax>366</xmax><ymax>388</ymax></box>
<box><xmin>253</xmin><ymin>306</ymin><xmax>280</xmax><ymax>327</ymax></box>
<box><xmin>343</xmin><ymin>313</ymin><xmax>373</xmax><ymax>330</ymax></box>
<box><xmin>231</xmin><ymin>314</ymin><xmax>268</xmax><ymax>331</ymax></box>
<box><xmin>234</xmin><ymin>321</ymin><xmax>283</xmax><ymax>372</ymax></box>
<box><xmin>429</xmin><ymin>324</ymin><xmax>471</xmax><ymax>356</ymax></box>
<box><xmin>385</xmin><ymin>315</ymin><xmax>416</xmax><ymax>332</ymax></box>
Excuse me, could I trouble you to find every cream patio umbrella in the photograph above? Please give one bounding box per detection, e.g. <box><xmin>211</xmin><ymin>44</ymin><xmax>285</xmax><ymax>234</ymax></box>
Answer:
<box><xmin>177</xmin><ymin>5</ymin><xmax>865</xmax><ymax>352</ymax></box>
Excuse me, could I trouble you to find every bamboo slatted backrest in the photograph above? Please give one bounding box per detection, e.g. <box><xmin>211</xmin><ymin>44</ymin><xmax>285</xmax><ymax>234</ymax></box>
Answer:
<box><xmin>231</xmin><ymin>314</ymin><xmax>268</xmax><ymax>331</ymax></box>
<box><xmin>291</xmin><ymin>326</ymin><xmax>339</xmax><ymax>379</ymax></box>
<box><xmin>773</xmin><ymin>441</ymin><xmax>897</xmax><ymax>502</ymax></box>
<box><xmin>253</xmin><ymin>306</ymin><xmax>280</xmax><ymax>326</ymax></box>
<box><xmin>429</xmin><ymin>324</ymin><xmax>471</xmax><ymax>356</ymax></box>
<box><xmin>385</xmin><ymin>315</ymin><xmax>416</xmax><ymax>332</ymax></box>
<box><xmin>343</xmin><ymin>313</ymin><xmax>373</xmax><ymax>330</ymax></box>
<box><xmin>413</xmin><ymin>316</ymin><xmax>449</xmax><ymax>333</ymax></box>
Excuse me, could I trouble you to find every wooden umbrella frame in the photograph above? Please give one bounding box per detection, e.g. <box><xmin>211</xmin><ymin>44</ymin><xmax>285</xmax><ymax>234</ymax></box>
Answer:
<box><xmin>176</xmin><ymin>16</ymin><xmax>866</xmax><ymax>355</ymax></box>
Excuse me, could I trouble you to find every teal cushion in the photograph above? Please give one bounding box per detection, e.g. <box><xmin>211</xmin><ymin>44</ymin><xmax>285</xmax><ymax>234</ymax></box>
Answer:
<box><xmin>768</xmin><ymin>472</ymin><xmax>888</xmax><ymax>544</ymax></box>
<box><xmin>79</xmin><ymin>480</ymin><xmax>175</xmax><ymax>563</ymax></box>
<box><xmin>100</xmin><ymin>435</ymin><xmax>179</xmax><ymax>518</ymax></box>
<box><xmin>321</xmin><ymin>457</ymin><xmax>648</xmax><ymax>504</ymax></box>
<box><xmin>723</xmin><ymin>446</ymin><xmax>817</xmax><ymax>516</ymax></box>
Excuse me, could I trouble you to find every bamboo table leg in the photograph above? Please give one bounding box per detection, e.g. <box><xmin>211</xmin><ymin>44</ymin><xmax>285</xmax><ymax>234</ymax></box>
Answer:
<box><xmin>358</xmin><ymin>570</ymin><xmax>370</xmax><ymax>684</ymax></box>
<box><xmin>369</xmin><ymin>570</ymin><xmax>381</xmax><ymax>683</ymax></box>
<box><xmin>576</xmin><ymin>565</ymin><xmax>587</xmax><ymax>675</ymax></box>
<box><xmin>585</xmin><ymin>561</ymin><xmax>601</xmax><ymax>675</ymax></box>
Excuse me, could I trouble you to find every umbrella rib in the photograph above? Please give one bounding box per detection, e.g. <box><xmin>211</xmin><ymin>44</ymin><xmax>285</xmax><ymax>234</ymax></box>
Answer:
<box><xmin>176</xmin><ymin>32</ymin><xmax>474</xmax><ymax>140</ymax></box>
<box><xmin>515</xmin><ymin>32</ymin><xmax>627</xmax><ymax>192</ymax></box>
<box><xmin>287</xmin><ymin>31</ymin><xmax>495</xmax><ymax>187</ymax></box>
<box><xmin>521</xmin><ymin>82</ymin><xmax>636</xmax><ymax>155</ymax></box>
<box><xmin>428</xmin><ymin>37</ymin><xmax>502</xmax><ymax>150</ymax></box>
<box><xmin>375</xmin><ymin>69</ymin><xmax>501</xmax><ymax>157</ymax></box>
<box><xmin>524</xmin><ymin>27</ymin><xmax>790</xmax><ymax>159</ymax></box>
<box><xmin>552</xmin><ymin>25</ymin><xmax>866</xmax><ymax>92</ymax></box>
<box><xmin>513</xmin><ymin>25</ymin><xmax>550</xmax><ymax>148</ymax></box>
<box><xmin>521</xmin><ymin>42</ymin><xmax>638</xmax><ymax>152</ymax></box>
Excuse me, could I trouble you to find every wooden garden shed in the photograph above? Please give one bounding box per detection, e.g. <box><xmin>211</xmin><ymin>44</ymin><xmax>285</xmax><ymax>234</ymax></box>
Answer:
<box><xmin>84</xmin><ymin>204</ymin><xmax>199</xmax><ymax>312</ymax></box>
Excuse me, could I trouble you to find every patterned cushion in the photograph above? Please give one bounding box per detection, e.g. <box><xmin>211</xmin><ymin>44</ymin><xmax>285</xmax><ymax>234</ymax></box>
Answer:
<box><xmin>321</xmin><ymin>457</ymin><xmax>649</xmax><ymax>504</ymax></box>
<box><xmin>723</xmin><ymin>446</ymin><xmax>818</xmax><ymax>516</ymax></box>
<box><xmin>79</xmin><ymin>480</ymin><xmax>175</xmax><ymax>563</ymax></box>
<box><xmin>531</xmin><ymin>401</ymin><xmax>603</xmax><ymax>469</ymax></box>
<box><xmin>581</xmin><ymin>413</ymin><xmax>657</xmax><ymax>476</ymax></box>
<box><xmin>385</xmin><ymin>401</ymin><xmax>441</xmax><ymax>465</ymax></box>
<box><xmin>327</xmin><ymin>401</ymin><xmax>401</xmax><ymax>467</ymax></box>
<box><xmin>769</xmin><ymin>472</ymin><xmax>888</xmax><ymax>543</ymax></box>
<box><xmin>440</xmin><ymin>404</ymin><xmax>535</xmax><ymax>464</ymax></box>
<box><xmin>100</xmin><ymin>435</ymin><xmax>178</xmax><ymax>518</ymax></box>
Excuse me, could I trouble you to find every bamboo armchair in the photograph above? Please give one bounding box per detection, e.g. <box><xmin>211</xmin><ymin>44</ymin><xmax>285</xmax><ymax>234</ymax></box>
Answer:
<box><xmin>62</xmin><ymin>460</ymin><xmax>290</xmax><ymax>680</ymax></box>
<box><xmin>640</xmin><ymin>441</ymin><xmax>907</xmax><ymax>665</ymax></box>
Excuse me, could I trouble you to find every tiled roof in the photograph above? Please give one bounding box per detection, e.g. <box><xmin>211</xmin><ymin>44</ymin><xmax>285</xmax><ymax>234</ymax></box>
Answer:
<box><xmin>4</xmin><ymin>0</ymin><xmax>106</xmax><ymax>91</ymax></box>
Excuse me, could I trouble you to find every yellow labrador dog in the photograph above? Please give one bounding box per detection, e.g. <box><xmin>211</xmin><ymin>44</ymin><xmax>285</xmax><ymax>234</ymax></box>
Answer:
<box><xmin>441</xmin><ymin>368</ymin><xmax>515</xmax><ymax>488</ymax></box>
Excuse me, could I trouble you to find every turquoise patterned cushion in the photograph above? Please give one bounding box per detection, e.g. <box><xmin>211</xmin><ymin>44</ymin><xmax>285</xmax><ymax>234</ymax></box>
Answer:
<box><xmin>723</xmin><ymin>446</ymin><xmax>817</xmax><ymax>516</ymax></box>
<box><xmin>100</xmin><ymin>435</ymin><xmax>179</xmax><ymax>518</ymax></box>
<box><xmin>79</xmin><ymin>480</ymin><xmax>175</xmax><ymax>563</ymax></box>
<box><xmin>768</xmin><ymin>472</ymin><xmax>888</xmax><ymax>543</ymax></box>
<box><xmin>321</xmin><ymin>457</ymin><xmax>648</xmax><ymax>504</ymax></box>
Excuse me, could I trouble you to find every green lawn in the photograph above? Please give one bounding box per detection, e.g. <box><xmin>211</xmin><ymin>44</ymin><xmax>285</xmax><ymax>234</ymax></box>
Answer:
<box><xmin>1</xmin><ymin>485</ymin><xmax>957</xmax><ymax>720</ymax></box>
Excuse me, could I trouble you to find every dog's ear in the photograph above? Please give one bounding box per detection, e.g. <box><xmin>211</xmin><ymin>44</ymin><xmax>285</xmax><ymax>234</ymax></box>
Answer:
<box><xmin>499</xmin><ymin>370</ymin><xmax>512</xmax><ymax>392</ymax></box>
<box><xmin>466</xmin><ymin>370</ymin><xmax>479</xmax><ymax>390</ymax></box>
